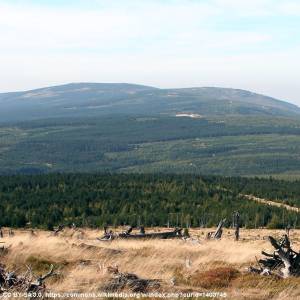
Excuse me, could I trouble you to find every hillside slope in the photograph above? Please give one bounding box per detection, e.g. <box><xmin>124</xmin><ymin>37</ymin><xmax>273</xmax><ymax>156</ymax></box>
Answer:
<box><xmin>1</xmin><ymin>83</ymin><xmax>300</xmax><ymax>176</ymax></box>
<box><xmin>1</xmin><ymin>115</ymin><xmax>300</xmax><ymax>176</ymax></box>
<box><xmin>0</xmin><ymin>173</ymin><xmax>299</xmax><ymax>228</ymax></box>
<box><xmin>0</xmin><ymin>83</ymin><xmax>299</xmax><ymax>122</ymax></box>
<box><xmin>2</xmin><ymin>228</ymin><xmax>300</xmax><ymax>300</ymax></box>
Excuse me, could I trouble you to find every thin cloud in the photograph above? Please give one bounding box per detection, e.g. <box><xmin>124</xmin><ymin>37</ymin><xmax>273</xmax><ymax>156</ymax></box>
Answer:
<box><xmin>0</xmin><ymin>0</ymin><xmax>299</xmax><ymax>104</ymax></box>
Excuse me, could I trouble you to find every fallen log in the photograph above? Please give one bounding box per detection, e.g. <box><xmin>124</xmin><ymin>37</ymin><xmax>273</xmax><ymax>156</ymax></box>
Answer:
<box><xmin>53</xmin><ymin>224</ymin><xmax>64</xmax><ymax>236</ymax></box>
<box><xmin>118</xmin><ymin>227</ymin><xmax>182</xmax><ymax>239</ymax></box>
<box><xmin>97</xmin><ymin>227</ymin><xmax>115</xmax><ymax>241</ymax></box>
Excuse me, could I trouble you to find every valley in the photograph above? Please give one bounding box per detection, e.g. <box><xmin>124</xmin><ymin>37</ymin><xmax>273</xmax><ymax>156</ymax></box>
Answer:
<box><xmin>1</xmin><ymin>114</ymin><xmax>300</xmax><ymax>176</ymax></box>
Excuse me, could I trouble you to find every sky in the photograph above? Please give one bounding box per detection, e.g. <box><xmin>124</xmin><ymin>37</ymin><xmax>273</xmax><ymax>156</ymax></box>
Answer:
<box><xmin>0</xmin><ymin>0</ymin><xmax>300</xmax><ymax>105</ymax></box>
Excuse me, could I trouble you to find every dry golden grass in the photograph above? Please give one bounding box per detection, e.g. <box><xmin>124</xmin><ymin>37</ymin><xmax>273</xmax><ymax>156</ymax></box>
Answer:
<box><xmin>1</xmin><ymin>227</ymin><xmax>300</xmax><ymax>299</ymax></box>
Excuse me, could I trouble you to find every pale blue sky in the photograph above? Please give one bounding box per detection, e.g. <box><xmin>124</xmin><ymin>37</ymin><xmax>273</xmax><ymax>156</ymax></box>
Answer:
<box><xmin>0</xmin><ymin>0</ymin><xmax>300</xmax><ymax>105</ymax></box>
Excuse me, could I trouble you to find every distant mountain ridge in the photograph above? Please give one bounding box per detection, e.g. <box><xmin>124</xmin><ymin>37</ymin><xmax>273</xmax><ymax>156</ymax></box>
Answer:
<box><xmin>1</xmin><ymin>83</ymin><xmax>300</xmax><ymax>176</ymax></box>
<box><xmin>0</xmin><ymin>83</ymin><xmax>299</xmax><ymax>122</ymax></box>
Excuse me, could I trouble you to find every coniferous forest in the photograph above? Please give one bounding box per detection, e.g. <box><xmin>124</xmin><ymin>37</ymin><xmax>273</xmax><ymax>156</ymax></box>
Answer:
<box><xmin>0</xmin><ymin>173</ymin><xmax>299</xmax><ymax>229</ymax></box>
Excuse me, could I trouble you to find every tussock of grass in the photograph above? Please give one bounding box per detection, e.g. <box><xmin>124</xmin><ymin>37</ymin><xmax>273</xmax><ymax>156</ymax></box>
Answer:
<box><xmin>191</xmin><ymin>267</ymin><xmax>240</xmax><ymax>288</ymax></box>
<box><xmin>26</xmin><ymin>255</ymin><xmax>57</xmax><ymax>273</ymax></box>
<box><xmin>234</xmin><ymin>273</ymin><xmax>300</xmax><ymax>290</ymax></box>
<box><xmin>172</xmin><ymin>267</ymin><xmax>188</xmax><ymax>286</ymax></box>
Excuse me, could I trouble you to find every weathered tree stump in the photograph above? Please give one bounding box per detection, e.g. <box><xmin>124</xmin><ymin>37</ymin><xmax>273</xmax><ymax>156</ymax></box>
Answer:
<box><xmin>234</xmin><ymin>212</ymin><xmax>240</xmax><ymax>241</ymax></box>
<box><xmin>249</xmin><ymin>234</ymin><xmax>300</xmax><ymax>278</ymax></box>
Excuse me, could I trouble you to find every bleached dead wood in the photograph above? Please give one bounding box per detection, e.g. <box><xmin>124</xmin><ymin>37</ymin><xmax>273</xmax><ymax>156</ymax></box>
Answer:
<box><xmin>98</xmin><ymin>227</ymin><xmax>183</xmax><ymax>241</ymax></box>
<box><xmin>118</xmin><ymin>227</ymin><xmax>182</xmax><ymax>239</ymax></box>
<box><xmin>249</xmin><ymin>234</ymin><xmax>300</xmax><ymax>278</ymax></box>
<box><xmin>53</xmin><ymin>225</ymin><xmax>64</xmax><ymax>236</ymax></box>
<box><xmin>0</xmin><ymin>263</ymin><xmax>59</xmax><ymax>296</ymax></box>
<box><xmin>206</xmin><ymin>219</ymin><xmax>226</xmax><ymax>240</ymax></box>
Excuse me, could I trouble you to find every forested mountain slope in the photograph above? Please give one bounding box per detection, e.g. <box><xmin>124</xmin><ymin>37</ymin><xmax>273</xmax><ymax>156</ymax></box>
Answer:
<box><xmin>1</xmin><ymin>115</ymin><xmax>300</xmax><ymax>176</ymax></box>
<box><xmin>1</xmin><ymin>83</ymin><xmax>300</xmax><ymax>176</ymax></box>
<box><xmin>0</xmin><ymin>174</ymin><xmax>298</xmax><ymax>229</ymax></box>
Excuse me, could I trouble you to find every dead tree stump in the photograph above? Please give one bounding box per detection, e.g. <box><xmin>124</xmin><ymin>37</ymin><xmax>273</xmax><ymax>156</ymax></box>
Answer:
<box><xmin>213</xmin><ymin>219</ymin><xmax>226</xmax><ymax>239</ymax></box>
<box><xmin>234</xmin><ymin>212</ymin><xmax>240</xmax><ymax>241</ymax></box>
<box><xmin>249</xmin><ymin>234</ymin><xmax>300</xmax><ymax>278</ymax></box>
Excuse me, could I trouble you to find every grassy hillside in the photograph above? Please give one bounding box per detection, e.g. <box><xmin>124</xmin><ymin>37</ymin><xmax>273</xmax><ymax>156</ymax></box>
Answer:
<box><xmin>3</xmin><ymin>228</ymin><xmax>300</xmax><ymax>300</ymax></box>
<box><xmin>1</xmin><ymin>115</ymin><xmax>300</xmax><ymax>176</ymax></box>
